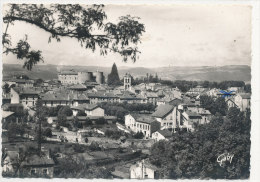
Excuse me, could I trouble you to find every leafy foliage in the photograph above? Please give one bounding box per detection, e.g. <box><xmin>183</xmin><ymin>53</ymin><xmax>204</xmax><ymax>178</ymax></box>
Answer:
<box><xmin>43</xmin><ymin>128</ymin><xmax>52</xmax><ymax>137</ymax></box>
<box><xmin>200</xmin><ymin>95</ymin><xmax>228</xmax><ymax>115</ymax></box>
<box><xmin>3</xmin><ymin>4</ymin><xmax>145</xmax><ymax>70</ymax></box>
<box><xmin>133</xmin><ymin>131</ymin><xmax>144</xmax><ymax>139</ymax></box>
<box><xmin>150</xmin><ymin>108</ymin><xmax>251</xmax><ymax>179</ymax></box>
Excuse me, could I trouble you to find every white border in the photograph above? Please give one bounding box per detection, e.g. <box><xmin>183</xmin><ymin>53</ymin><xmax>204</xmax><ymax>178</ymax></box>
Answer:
<box><xmin>0</xmin><ymin>0</ymin><xmax>259</xmax><ymax>182</ymax></box>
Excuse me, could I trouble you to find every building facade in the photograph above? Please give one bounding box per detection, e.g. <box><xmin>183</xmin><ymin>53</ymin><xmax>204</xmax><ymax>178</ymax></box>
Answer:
<box><xmin>58</xmin><ymin>70</ymin><xmax>104</xmax><ymax>85</ymax></box>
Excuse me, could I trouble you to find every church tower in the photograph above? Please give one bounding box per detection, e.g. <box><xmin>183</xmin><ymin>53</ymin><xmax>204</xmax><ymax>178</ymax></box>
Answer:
<box><xmin>124</xmin><ymin>73</ymin><xmax>132</xmax><ymax>90</ymax></box>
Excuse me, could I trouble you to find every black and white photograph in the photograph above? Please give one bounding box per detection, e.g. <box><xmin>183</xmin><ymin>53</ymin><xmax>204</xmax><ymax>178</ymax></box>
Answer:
<box><xmin>1</xmin><ymin>1</ymin><xmax>260</xmax><ymax>180</ymax></box>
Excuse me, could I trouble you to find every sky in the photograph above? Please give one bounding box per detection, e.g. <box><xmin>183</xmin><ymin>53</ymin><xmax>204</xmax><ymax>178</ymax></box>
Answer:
<box><xmin>2</xmin><ymin>4</ymin><xmax>252</xmax><ymax>68</ymax></box>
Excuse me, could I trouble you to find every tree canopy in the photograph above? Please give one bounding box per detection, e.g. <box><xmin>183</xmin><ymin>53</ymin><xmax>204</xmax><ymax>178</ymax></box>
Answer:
<box><xmin>150</xmin><ymin>108</ymin><xmax>251</xmax><ymax>179</ymax></box>
<box><xmin>3</xmin><ymin>4</ymin><xmax>145</xmax><ymax>70</ymax></box>
<box><xmin>107</xmin><ymin>63</ymin><xmax>121</xmax><ymax>86</ymax></box>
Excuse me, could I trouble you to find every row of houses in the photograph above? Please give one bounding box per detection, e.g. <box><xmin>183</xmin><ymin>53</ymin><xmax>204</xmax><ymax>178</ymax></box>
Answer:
<box><xmin>8</xmin><ymin>86</ymin><xmax>164</xmax><ymax>108</ymax></box>
<box><xmin>124</xmin><ymin>100</ymin><xmax>212</xmax><ymax>140</ymax></box>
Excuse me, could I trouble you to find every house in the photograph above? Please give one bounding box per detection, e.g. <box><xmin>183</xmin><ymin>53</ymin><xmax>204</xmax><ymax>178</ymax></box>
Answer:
<box><xmin>186</xmin><ymin>86</ymin><xmax>209</xmax><ymax>95</ymax></box>
<box><xmin>71</xmin><ymin>104</ymin><xmax>104</xmax><ymax>117</ymax></box>
<box><xmin>2</xmin><ymin>149</ymin><xmax>55</xmax><ymax>178</ymax></box>
<box><xmin>206</xmin><ymin>88</ymin><xmax>220</xmax><ymax>97</ymax></box>
<box><xmin>41</xmin><ymin>90</ymin><xmax>90</xmax><ymax>107</ymax></box>
<box><xmin>10</xmin><ymin>87</ymin><xmax>42</xmax><ymax>107</ymax></box>
<box><xmin>111</xmin><ymin>164</ymin><xmax>132</xmax><ymax>179</ymax></box>
<box><xmin>68</xmin><ymin>84</ymin><xmax>88</xmax><ymax>92</ymax></box>
<box><xmin>2</xmin><ymin>110</ymin><xmax>16</xmax><ymax>128</ymax></box>
<box><xmin>8</xmin><ymin>78</ymin><xmax>34</xmax><ymax>87</ymax></box>
<box><xmin>234</xmin><ymin>93</ymin><xmax>251</xmax><ymax>111</ymax></box>
<box><xmin>2</xmin><ymin>93</ymin><xmax>11</xmax><ymax>105</ymax></box>
<box><xmin>187</xmin><ymin>107</ymin><xmax>211</xmax><ymax>124</ymax></box>
<box><xmin>88</xmin><ymin>92</ymin><xmax>120</xmax><ymax>104</ymax></box>
<box><xmin>143</xmin><ymin>92</ymin><xmax>158</xmax><ymax>105</ymax></box>
<box><xmin>125</xmin><ymin>114</ymin><xmax>160</xmax><ymax>139</ymax></box>
<box><xmin>181</xmin><ymin>111</ymin><xmax>202</xmax><ymax>131</ymax></box>
<box><xmin>41</xmin><ymin>91</ymin><xmax>72</xmax><ymax>107</ymax></box>
<box><xmin>130</xmin><ymin>159</ymin><xmax>159</xmax><ymax>179</ymax></box>
<box><xmin>228</xmin><ymin>86</ymin><xmax>244</xmax><ymax>93</ymax></box>
<box><xmin>152</xmin><ymin>104</ymin><xmax>177</xmax><ymax>130</ymax></box>
<box><xmin>152</xmin><ymin>129</ymin><xmax>172</xmax><ymax>141</ymax></box>
<box><xmin>226</xmin><ymin>99</ymin><xmax>238</xmax><ymax>109</ymax></box>
<box><xmin>2</xmin><ymin>150</ymin><xmax>19</xmax><ymax>174</ymax></box>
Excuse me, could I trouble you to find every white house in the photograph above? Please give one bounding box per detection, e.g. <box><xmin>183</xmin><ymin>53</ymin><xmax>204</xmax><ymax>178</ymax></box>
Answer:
<box><xmin>71</xmin><ymin>104</ymin><xmax>104</xmax><ymax>117</ymax></box>
<box><xmin>125</xmin><ymin>114</ymin><xmax>160</xmax><ymax>139</ymax></box>
<box><xmin>130</xmin><ymin>160</ymin><xmax>159</xmax><ymax>179</ymax></box>
<box><xmin>151</xmin><ymin>104</ymin><xmax>177</xmax><ymax>130</ymax></box>
<box><xmin>152</xmin><ymin>129</ymin><xmax>172</xmax><ymax>141</ymax></box>
<box><xmin>234</xmin><ymin>93</ymin><xmax>251</xmax><ymax>111</ymax></box>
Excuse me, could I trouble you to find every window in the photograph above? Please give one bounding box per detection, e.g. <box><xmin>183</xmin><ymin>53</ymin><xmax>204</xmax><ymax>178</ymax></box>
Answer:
<box><xmin>31</xmin><ymin>169</ymin><xmax>36</xmax><ymax>175</ymax></box>
<box><xmin>43</xmin><ymin>168</ymin><xmax>48</xmax><ymax>175</ymax></box>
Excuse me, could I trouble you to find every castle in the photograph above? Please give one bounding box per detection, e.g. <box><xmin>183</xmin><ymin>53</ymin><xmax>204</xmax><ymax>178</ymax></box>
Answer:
<box><xmin>58</xmin><ymin>70</ymin><xmax>104</xmax><ymax>85</ymax></box>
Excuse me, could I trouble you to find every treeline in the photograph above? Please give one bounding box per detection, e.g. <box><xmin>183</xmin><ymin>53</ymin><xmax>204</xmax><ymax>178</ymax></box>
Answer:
<box><xmin>131</xmin><ymin>77</ymin><xmax>250</xmax><ymax>93</ymax></box>
<box><xmin>150</xmin><ymin>107</ymin><xmax>251</xmax><ymax>179</ymax></box>
<box><xmin>98</xmin><ymin>102</ymin><xmax>157</xmax><ymax>122</ymax></box>
<box><xmin>200</xmin><ymin>96</ymin><xmax>227</xmax><ymax>116</ymax></box>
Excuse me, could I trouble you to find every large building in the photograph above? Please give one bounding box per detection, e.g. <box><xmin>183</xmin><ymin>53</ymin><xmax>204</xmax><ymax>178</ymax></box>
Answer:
<box><xmin>58</xmin><ymin>70</ymin><xmax>104</xmax><ymax>85</ymax></box>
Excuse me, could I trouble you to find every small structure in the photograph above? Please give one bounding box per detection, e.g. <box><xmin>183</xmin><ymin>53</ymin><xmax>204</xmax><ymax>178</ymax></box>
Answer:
<box><xmin>152</xmin><ymin>129</ymin><xmax>172</xmax><ymax>141</ymax></box>
<box><xmin>152</xmin><ymin>104</ymin><xmax>176</xmax><ymax>129</ymax></box>
<box><xmin>130</xmin><ymin>159</ymin><xmax>159</xmax><ymax>179</ymax></box>
<box><xmin>234</xmin><ymin>93</ymin><xmax>251</xmax><ymax>111</ymax></box>
<box><xmin>125</xmin><ymin>113</ymin><xmax>160</xmax><ymax>139</ymax></box>
<box><xmin>71</xmin><ymin>104</ymin><xmax>104</xmax><ymax>117</ymax></box>
<box><xmin>2</xmin><ymin>149</ymin><xmax>55</xmax><ymax>178</ymax></box>
<box><xmin>10</xmin><ymin>87</ymin><xmax>42</xmax><ymax>107</ymax></box>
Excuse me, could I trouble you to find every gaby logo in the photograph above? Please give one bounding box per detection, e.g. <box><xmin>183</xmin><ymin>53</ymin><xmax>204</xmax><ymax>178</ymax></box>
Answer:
<box><xmin>217</xmin><ymin>153</ymin><xmax>234</xmax><ymax>167</ymax></box>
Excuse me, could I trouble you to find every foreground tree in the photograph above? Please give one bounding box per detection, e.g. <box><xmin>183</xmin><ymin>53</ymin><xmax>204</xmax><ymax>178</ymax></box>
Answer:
<box><xmin>3</xmin><ymin>4</ymin><xmax>145</xmax><ymax>70</ymax></box>
<box><xmin>150</xmin><ymin>108</ymin><xmax>251</xmax><ymax>179</ymax></box>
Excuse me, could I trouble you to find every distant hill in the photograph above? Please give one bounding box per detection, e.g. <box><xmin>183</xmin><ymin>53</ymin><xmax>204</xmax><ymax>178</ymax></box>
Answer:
<box><xmin>2</xmin><ymin>64</ymin><xmax>251</xmax><ymax>82</ymax></box>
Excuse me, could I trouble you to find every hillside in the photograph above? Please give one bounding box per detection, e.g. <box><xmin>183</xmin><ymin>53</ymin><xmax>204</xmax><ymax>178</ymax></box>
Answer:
<box><xmin>2</xmin><ymin>64</ymin><xmax>251</xmax><ymax>82</ymax></box>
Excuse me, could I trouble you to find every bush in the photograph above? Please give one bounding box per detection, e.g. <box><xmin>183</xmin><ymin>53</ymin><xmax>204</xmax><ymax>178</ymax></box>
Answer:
<box><xmin>105</xmin><ymin>129</ymin><xmax>122</xmax><ymax>140</ymax></box>
<box><xmin>73</xmin><ymin>144</ymin><xmax>85</xmax><ymax>153</ymax></box>
<box><xmin>85</xmin><ymin>137</ymin><xmax>88</xmax><ymax>143</ymax></box>
<box><xmin>133</xmin><ymin>131</ymin><xmax>144</xmax><ymax>139</ymax></box>
<box><xmin>43</xmin><ymin>128</ymin><xmax>52</xmax><ymax>137</ymax></box>
<box><xmin>84</xmin><ymin>119</ymin><xmax>92</xmax><ymax>127</ymax></box>
<box><xmin>96</xmin><ymin>117</ymin><xmax>106</xmax><ymax>125</ymax></box>
<box><xmin>89</xmin><ymin>141</ymin><xmax>101</xmax><ymax>151</ymax></box>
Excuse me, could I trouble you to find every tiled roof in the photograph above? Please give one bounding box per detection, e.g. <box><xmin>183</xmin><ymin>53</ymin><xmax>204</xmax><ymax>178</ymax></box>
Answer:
<box><xmin>2</xmin><ymin>111</ymin><xmax>15</xmax><ymax>118</ymax></box>
<box><xmin>58</xmin><ymin>70</ymin><xmax>78</xmax><ymax>75</ymax></box>
<box><xmin>130</xmin><ymin>113</ymin><xmax>157</xmax><ymax>124</ymax></box>
<box><xmin>87</xmin><ymin>92</ymin><xmax>119</xmax><ymax>98</ymax></box>
<box><xmin>71</xmin><ymin>104</ymin><xmax>99</xmax><ymax>111</ymax></box>
<box><xmin>239</xmin><ymin>93</ymin><xmax>251</xmax><ymax>99</ymax></box>
<box><xmin>41</xmin><ymin>92</ymin><xmax>70</xmax><ymax>101</ymax></box>
<box><xmin>169</xmin><ymin>98</ymin><xmax>182</xmax><ymax>106</ymax></box>
<box><xmin>68</xmin><ymin>84</ymin><xmax>87</xmax><ymax>89</ymax></box>
<box><xmin>12</xmin><ymin>87</ymin><xmax>42</xmax><ymax>95</ymax></box>
<box><xmin>152</xmin><ymin>104</ymin><xmax>174</xmax><ymax>118</ymax></box>
<box><xmin>185</xmin><ymin>111</ymin><xmax>202</xmax><ymax>119</ymax></box>
<box><xmin>10</xmin><ymin>79</ymin><xmax>34</xmax><ymax>84</ymax></box>
<box><xmin>21</xmin><ymin>154</ymin><xmax>55</xmax><ymax>166</ymax></box>
<box><xmin>145</xmin><ymin>92</ymin><xmax>158</xmax><ymax>98</ymax></box>
<box><xmin>157</xmin><ymin>129</ymin><xmax>172</xmax><ymax>138</ymax></box>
